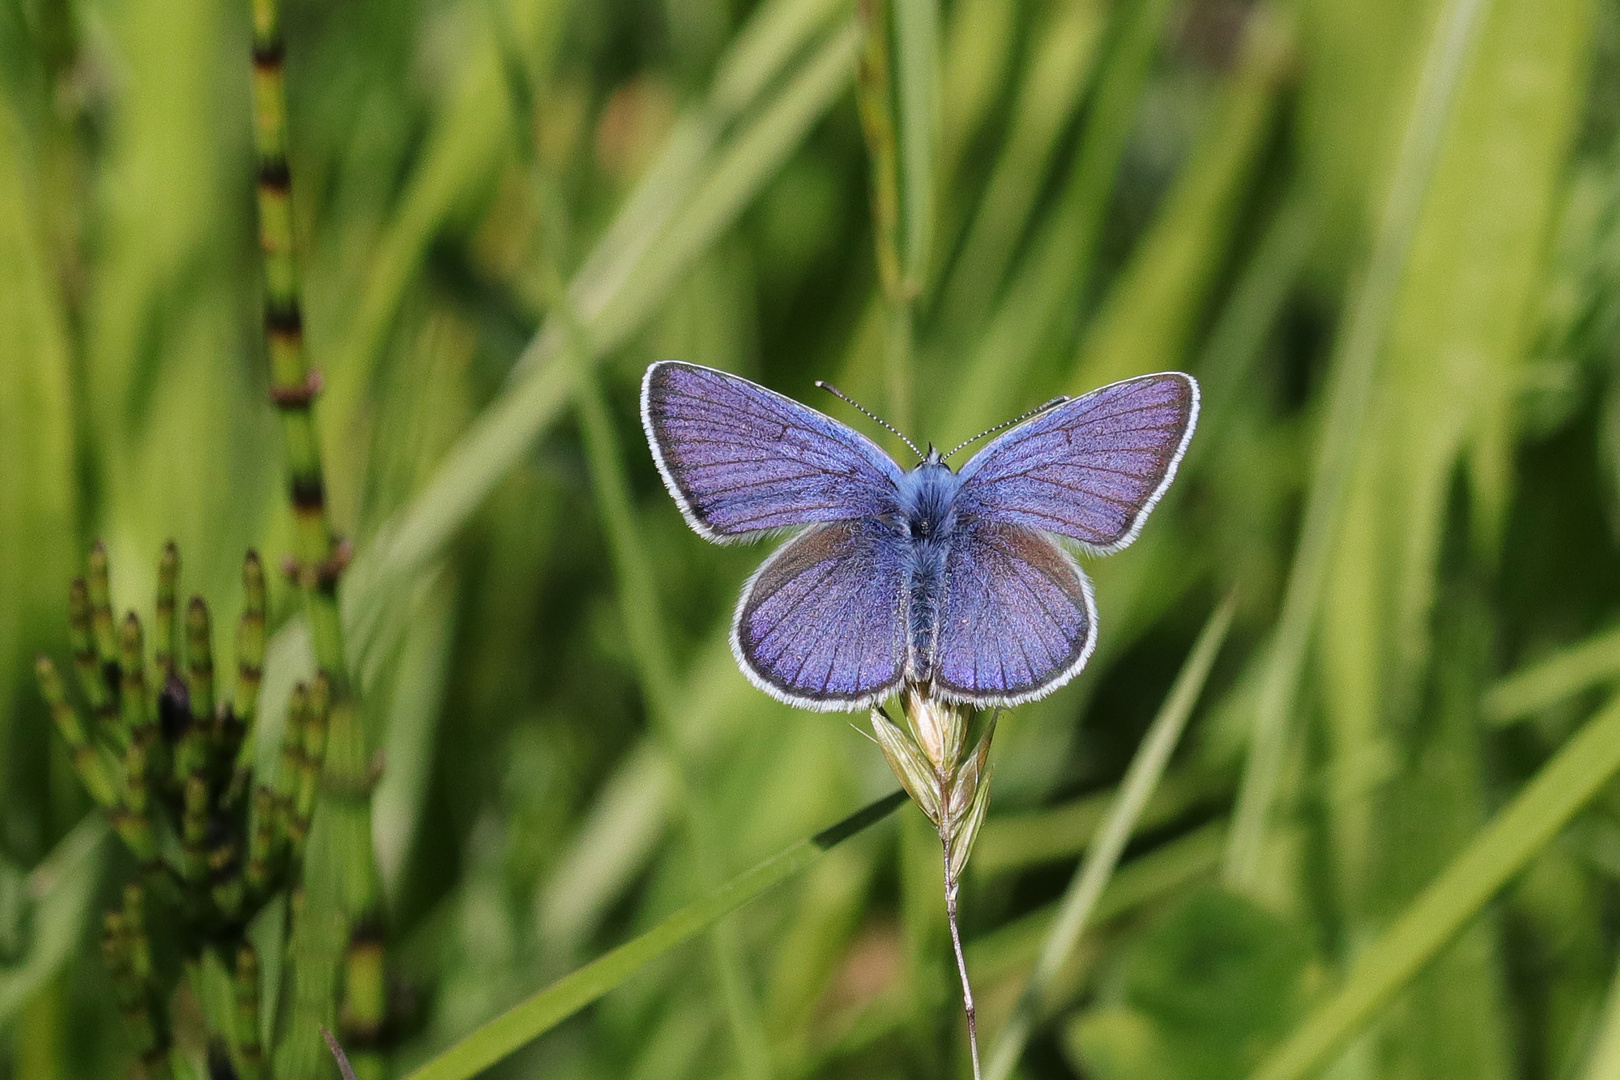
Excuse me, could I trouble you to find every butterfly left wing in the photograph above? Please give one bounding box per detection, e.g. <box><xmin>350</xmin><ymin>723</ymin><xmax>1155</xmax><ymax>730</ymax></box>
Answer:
<box><xmin>926</xmin><ymin>519</ymin><xmax>1096</xmax><ymax>706</ymax></box>
<box><xmin>733</xmin><ymin>519</ymin><xmax>909</xmax><ymax>710</ymax></box>
<box><xmin>642</xmin><ymin>361</ymin><xmax>906</xmax><ymax>542</ymax></box>
<box><xmin>954</xmin><ymin>373</ymin><xmax>1198</xmax><ymax>554</ymax></box>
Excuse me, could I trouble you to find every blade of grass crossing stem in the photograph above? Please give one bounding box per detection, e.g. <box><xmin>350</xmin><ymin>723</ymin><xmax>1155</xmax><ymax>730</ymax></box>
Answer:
<box><xmin>985</xmin><ymin>594</ymin><xmax>1236</xmax><ymax>1080</ymax></box>
<box><xmin>345</xmin><ymin>23</ymin><xmax>860</xmax><ymax>637</ymax></box>
<box><xmin>402</xmin><ymin>792</ymin><xmax>906</xmax><ymax>1080</ymax></box>
<box><xmin>1246</xmin><ymin>692</ymin><xmax>1620</xmax><ymax>1080</ymax></box>
<box><xmin>1223</xmin><ymin>0</ymin><xmax>1492</xmax><ymax>890</ymax></box>
<box><xmin>1482</xmin><ymin>623</ymin><xmax>1620</xmax><ymax>724</ymax></box>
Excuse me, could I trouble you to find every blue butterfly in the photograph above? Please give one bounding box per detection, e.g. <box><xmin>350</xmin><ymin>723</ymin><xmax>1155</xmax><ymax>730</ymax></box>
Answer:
<box><xmin>641</xmin><ymin>361</ymin><xmax>1198</xmax><ymax>711</ymax></box>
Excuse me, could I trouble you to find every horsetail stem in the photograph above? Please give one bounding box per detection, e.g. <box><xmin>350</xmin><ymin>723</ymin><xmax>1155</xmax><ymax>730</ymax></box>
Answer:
<box><xmin>276</xmin><ymin>681</ymin><xmax>309</xmax><ymax>838</ymax></box>
<box><xmin>68</xmin><ymin>577</ymin><xmax>117</xmax><ymax>736</ymax></box>
<box><xmin>248</xmin><ymin>0</ymin><xmax>344</xmax><ymax>671</ymax></box>
<box><xmin>87</xmin><ymin>542</ymin><xmax>117</xmax><ymax>669</ymax></box>
<box><xmin>291</xmin><ymin>674</ymin><xmax>330</xmax><ymax>858</ymax></box>
<box><xmin>245</xmin><ymin>0</ymin><xmax>388</xmax><ymax>1051</ymax></box>
<box><xmin>246</xmin><ymin>785</ymin><xmax>276</xmax><ymax>892</ymax></box>
<box><xmin>123</xmin><ymin>883</ymin><xmax>153</xmax><ymax>982</ymax></box>
<box><xmin>119</xmin><ymin>613</ymin><xmax>167</xmax><ymax>790</ymax></box>
<box><xmin>234</xmin><ymin>551</ymin><xmax>266</xmax><ymax>734</ymax></box>
<box><xmin>186</xmin><ymin>596</ymin><xmax>214</xmax><ymax>725</ymax></box>
<box><xmin>235</xmin><ymin>944</ymin><xmax>264</xmax><ymax>1080</ymax></box>
<box><xmin>34</xmin><ymin>656</ymin><xmax>117</xmax><ymax>807</ymax></box>
<box><xmin>181</xmin><ymin>774</ymin><xmax>210</xmax><ymax>885</ymax></box>
<box><xmin>154</xmin><ymin>543</ymin><xmax>179</xmax><ymax>677</ymax></box>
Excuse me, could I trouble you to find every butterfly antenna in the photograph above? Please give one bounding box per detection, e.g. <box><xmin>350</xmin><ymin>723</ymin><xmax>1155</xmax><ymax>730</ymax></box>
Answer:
<box><xmin>815</xmin><ymin>381</ymin><xmax>925</xmax><ymax>461</ymax></box>
<box><xmin>942</xmin><ymin>396</ymin><xmax>1070</xmax><ymax>460</ymax></box>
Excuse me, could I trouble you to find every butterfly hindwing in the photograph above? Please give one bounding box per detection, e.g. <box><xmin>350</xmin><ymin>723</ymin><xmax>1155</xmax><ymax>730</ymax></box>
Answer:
<box><xmin>929</xmin><ymin>519</ymin><xmax>1096</xmax><ymax>706</ymax></box>
<box><xmin>642</xmin><ymin>361</ymin><xmax>905</xmax><ymax>541</ymax></box>
<box><xmin>955</xmin><ymin>373</ymin><xmax>1198</xmax><ymax>553</ymax></box>
<box><xmin>733</xmin><ymin>519</ymin><xmax>909</xmax><ymax>710</ymax></box>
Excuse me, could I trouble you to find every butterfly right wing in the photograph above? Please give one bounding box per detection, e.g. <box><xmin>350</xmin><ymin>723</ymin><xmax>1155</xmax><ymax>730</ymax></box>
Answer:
<box><xmin>928</xmin><ymin>518</ymin><xmax>1096</xmax><ymax>707</ymax></box>
<box><xmin>733</xmin><ymin>518</ymin><xmax>909</xmax><ymax>711</ymax></box>
<box><xmin>642</xmin><ymin>361</ymin><xmax>906</xmax><ymax>542</ymax></box>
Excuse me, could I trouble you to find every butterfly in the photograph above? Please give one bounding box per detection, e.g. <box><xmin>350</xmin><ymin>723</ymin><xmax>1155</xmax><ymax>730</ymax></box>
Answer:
<box><xmin>640</xmin><ymin>361</ymin><xmax>1198</xmax><ymax>712</ymax></box>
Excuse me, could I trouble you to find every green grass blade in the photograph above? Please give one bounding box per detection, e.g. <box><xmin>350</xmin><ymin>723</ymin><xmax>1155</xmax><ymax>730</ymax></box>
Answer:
<box><xmin>1247</xmin><ymin>692</ymin><xmax>1620</xmax><ymax>1080</ymax></box>
<box><xmin>939</xmin><ymin>0</ymin><xmax>1173</xmax><ymax>445</ymax></box>
<box><xmin>1223</xmin><ymin>0</ymin><xmax>1493</xmax><ymax>890</ymax></box>
<box><xmin>402</xmin><ymin>792</ymin><xmax>905</xmax><ymax>1080</ymax></box>
<box><xmin>346</xmin><ymin>23</ymin><xmax>860</xmax><ymax>640</ymax></box>
<box><xmin>971</xmin><ymin>771</ymin><xmax>1211</xmax><ymax>877</ymax></box>
<box><xmin>936</xmin><ymin>0</ymin><xmax>1106</xmax><ymax>333</ymax></box>
<box><xmin>0</xmin><ymin>817</ymin><xmax>107</xmax><ymax>1023</ymax></box>
<box><xmin>1582</xmin><ymin>952</ymin><xmax>1620</xmax><ymax>1080</ymax></box>
<box><xmin>893</xmin><ymin>0</ymin><xmax>937</xmax><ymax>296</ymax></box>
<box><xmin>1067</xmin><ymin>10</ymin><xmax>1290</xmax><ymax>391</ymax></box>
<box><xmin>984</xmin><ymin>594</ymin><xmax>1236</xmax><ymax>1080</ymax></box>
<box><xmin>1482</xmin><ymin>624</ymin><xmax>1620</xmax><ymax>725</ymax></box>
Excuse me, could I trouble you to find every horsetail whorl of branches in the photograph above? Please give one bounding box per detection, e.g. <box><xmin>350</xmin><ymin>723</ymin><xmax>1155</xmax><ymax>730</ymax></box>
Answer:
<box><xmin>33</xmin><ymin>543</ymin><xmax>349</xmax><ymax>1078</ymax></box>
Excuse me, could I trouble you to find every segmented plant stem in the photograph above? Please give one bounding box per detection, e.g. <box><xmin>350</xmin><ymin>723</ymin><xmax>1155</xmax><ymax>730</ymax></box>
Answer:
<box><xmin>246</xmin><ymin>0</ymin><xmax>388</xmax><ymax>1066</ymax></box>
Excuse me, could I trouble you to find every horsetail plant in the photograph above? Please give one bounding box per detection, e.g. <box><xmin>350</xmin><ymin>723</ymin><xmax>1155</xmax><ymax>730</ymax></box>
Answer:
<box><xmin>34</xmin><ymin>543</ymin><xmax>334</xmax><ymax>1077</ymax></box>
<box><xmin>245</xmin><ymin>0</ymin><xmax>389</xmax><ymax>1065</ymax></box>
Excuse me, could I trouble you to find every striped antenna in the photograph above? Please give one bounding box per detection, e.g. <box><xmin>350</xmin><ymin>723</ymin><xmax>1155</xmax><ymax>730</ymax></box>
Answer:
<box><xmin>815</xmin><ymin>381</ymin><xmax>925</xmax><ymax>461</ymax></box>
<box><xmin>942</xmin><ymin>396</ymin><xmax>1070</xmax><ymax>461</ymax></box>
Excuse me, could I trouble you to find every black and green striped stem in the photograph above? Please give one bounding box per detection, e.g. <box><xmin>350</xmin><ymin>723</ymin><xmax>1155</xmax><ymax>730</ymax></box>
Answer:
<box><xmin>34</xmin><ymin>656</ymin><xmax>117</xmax><ymax>807</ymax></box>
<box><xmin>247</xmin><ymin>0</ymin><xmax>388</xmax><ymax>1058</ymax></box>
<box><xmin>246</xmin><ymin>785</ymin><xmax>277</xmax><ymax>892</ymax></box>
<box><xmin>187</xmin><ymin>596</ymin><xmax>215</xmax><ymax>726</ymax></box>
<box><xmin>155</xmin><ymin>543</ymin><xmax>179</xmax><ymax>677</ymax></box>
<box><xmin>87</xmin><ymin>542</ymin><xmax>117</xmax><ymax>668</ymax></box>
<box><xmin>236</xmin><ymin>944</ymin><xmax>265</xmax><ymax>1080</ymax></box>
<box><xmin>68</xmin><ymin>577</ymin><xmax>118</xmax><ymax>737</ymax></box>
<box><xmin>175</xmin><ymin>596</ymin><xmax>215</xmax><ymax>782</ymax></box>
<box><xmin>321</xmin><ymin>692</ymin><xmax>386</xmax><ymax>1079</ymax></box>
<box><xmin>107</xmin><ymin>887</ymin><xmax>171</xmax><ymax>1080</ymax></box>
<box><xmin>181</xmin><ymin>775</ymin><xmax>210</xmax><ymax>886</ymax></box>
<box><xmin>248</xmin><ymin>0</ymin><xmax>345</xmax><ymax>676</ymax></box>
<box><xmin>123</xmin><ymin>884</ymin><xmax>154</xmax><ymax>981</ymax></box>
<box><xmin>277</xmin><ymin>682</ymin><xmax>310</xmax><ymax>850</ymax></box>
<box><xmin>119</xmin><ymin>614</ymin><xmax>168</xmax><ymax>821</ymax></box>
<box><xmin>291</xmin><ymin>675</ymin><xmax>330</xmax><ymax>860</ymax></box>
<box><xmin>234</xmin><ymin>551</ymin><xmax>266</xmax><ymax>737</ymax></box>
<box><xmin>341</xmin><ymin>916</ymin><xmax>388</xmax><ymax>1070</ymax></box>
<box><xmin>211</xmin><ymin>824</ymin><xmax>245</xmax><ymax>919</ymax></box>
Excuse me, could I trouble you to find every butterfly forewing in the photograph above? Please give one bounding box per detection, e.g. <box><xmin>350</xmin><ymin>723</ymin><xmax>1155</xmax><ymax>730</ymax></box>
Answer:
<box><xmin>930</xmin><ymin>520</ymin><xmax>1095</xmax><ymax>705</ymax></box>
<box><xmin>642</xmin><ymin>361</ymin><xmax>905</xmax><ymax>540</ymax></box>
<box><xmin>955</xmin><ymin>373</ymin><xmax>1198</xmax><ymax>553</ymax></box>
<box><xmin>733</xmin><ymin>520</ymin><xmax>909</xmax><ymax>710</ymax></box>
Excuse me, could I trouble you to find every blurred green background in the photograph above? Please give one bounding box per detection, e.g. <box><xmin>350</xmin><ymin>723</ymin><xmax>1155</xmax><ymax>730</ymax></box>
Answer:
<box><xmin>5</xmin><ymin>0</ymin><xmax>1620</xmax><ymax>1076</ymax></box>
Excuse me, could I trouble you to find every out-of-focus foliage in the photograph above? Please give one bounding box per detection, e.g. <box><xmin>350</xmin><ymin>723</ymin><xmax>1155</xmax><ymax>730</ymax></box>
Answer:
<box><xmin>4</xmin><ymin>0</ymin><xmax>1620</xmax><ymax>1076</ymax></box>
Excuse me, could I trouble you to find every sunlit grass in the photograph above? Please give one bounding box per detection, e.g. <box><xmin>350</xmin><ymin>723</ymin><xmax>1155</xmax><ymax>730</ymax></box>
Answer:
<box><xmin>2</xmin><ymin>0</ymin><xmax>1619</xmax><ymax>1077</ymax></box>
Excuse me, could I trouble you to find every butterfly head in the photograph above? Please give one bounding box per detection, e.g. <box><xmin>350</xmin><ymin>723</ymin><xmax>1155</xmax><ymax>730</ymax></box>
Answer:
<box><xmin>899</xmin><ymin>451</ymin><xmax>962</xmax><ymax>544</ymax></box>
